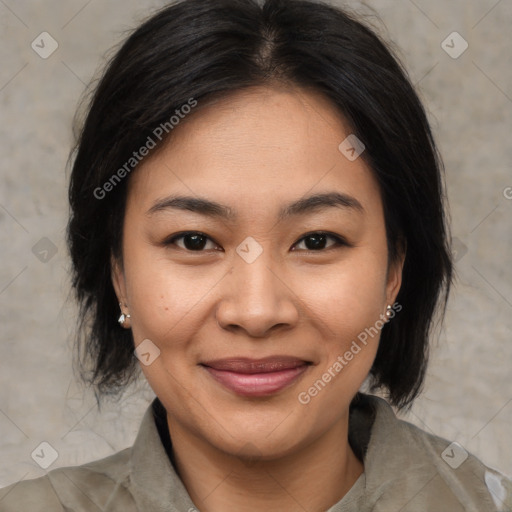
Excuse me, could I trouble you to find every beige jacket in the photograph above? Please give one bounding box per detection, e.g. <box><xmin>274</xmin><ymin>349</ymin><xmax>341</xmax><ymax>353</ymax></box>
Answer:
<box><xmin>0</xmin><ymin>393</ymin><xmax>510</xmax><ymax>511</ymax></box>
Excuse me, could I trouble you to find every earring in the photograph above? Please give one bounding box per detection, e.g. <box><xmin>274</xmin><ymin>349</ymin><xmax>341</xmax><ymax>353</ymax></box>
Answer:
<box><xmin>385</xmin><ymin>304</ymin><xmax>393</xmax><ymax>320</ymax></box>
<box><xmin>118</xmin><ymin>302</ymin><xmax>131</xmax><ymax>327</ymax></box>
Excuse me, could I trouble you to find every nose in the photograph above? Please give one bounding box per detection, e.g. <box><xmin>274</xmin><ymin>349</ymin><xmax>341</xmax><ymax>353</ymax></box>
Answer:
<box><xmin>215</xmin><ymin>251</ymin><xmax>300</xmax><ymax>338</ymax></box>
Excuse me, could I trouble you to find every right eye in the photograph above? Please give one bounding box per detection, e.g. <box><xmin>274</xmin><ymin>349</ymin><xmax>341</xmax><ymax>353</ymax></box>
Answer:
<box><xmin>163</xmin><ymin>231</ymin><xmax>221</xmax><ymax>252</ymax></box>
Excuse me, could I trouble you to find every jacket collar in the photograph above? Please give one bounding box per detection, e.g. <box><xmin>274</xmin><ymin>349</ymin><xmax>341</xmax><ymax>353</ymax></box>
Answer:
<box><xmin>129</xmin><ymin>398</ymin><xmax>198</xmax><ymax>512</ymax></box>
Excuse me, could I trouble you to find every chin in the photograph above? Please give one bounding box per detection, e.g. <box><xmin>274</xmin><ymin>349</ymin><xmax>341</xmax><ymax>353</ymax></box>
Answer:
<box><xmin>208</xmin><ymin>415</ymin><xmax>311</xmax><ymax>461</ymax></box>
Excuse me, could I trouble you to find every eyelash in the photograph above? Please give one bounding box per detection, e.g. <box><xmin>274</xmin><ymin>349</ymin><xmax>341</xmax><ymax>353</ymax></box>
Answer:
<box><xmin>163</xmin><ymin>231</ymin><xmax>348</xmax><ymax>253</ymax></box>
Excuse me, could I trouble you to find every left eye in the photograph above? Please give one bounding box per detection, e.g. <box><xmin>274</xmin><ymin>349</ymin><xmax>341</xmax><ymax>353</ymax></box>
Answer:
<box><xmin>292</xmin><ymin>232</ymin><xmax>345</xmax><ymax>251</ymax></box>
<box><xmin>164</xmin><ymin>231</ymin><xmax>345</xmax><ymax>252</ymax></box>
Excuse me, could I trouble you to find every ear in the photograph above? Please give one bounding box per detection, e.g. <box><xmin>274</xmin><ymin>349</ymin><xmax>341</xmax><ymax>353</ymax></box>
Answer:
<box><xmin>385</xmin><ymin>238</ymin><xmax>406</xmax><ymax>305</ymax></box>
<box><xmin>111</xmin><ymin>253</ymin><xmax>128</xmax><ymax>306</ymax></box>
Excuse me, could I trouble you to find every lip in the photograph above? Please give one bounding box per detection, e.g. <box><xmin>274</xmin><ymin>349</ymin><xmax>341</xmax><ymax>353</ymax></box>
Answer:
<box><xmin>200</xmin><ymin>356</ymin><xmax>311</xmax><ymax>397</ymax></box>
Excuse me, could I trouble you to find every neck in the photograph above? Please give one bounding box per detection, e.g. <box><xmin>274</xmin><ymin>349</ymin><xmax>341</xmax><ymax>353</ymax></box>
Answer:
<box><xmin>167</xmin><ymin>414</ymin><xmax>364</xmax><ymax>512</ymax></box>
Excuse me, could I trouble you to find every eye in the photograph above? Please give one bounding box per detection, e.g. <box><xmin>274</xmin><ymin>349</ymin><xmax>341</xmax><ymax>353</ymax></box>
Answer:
<box><xmin>165</xmin><ymin>231</ymin><xmax>220</xmax><ymax>252</ymax></box>
<box><xmin>292</xmin><ymin>232</ymin><xmax>346</xmax><ymax>252</ymax></box>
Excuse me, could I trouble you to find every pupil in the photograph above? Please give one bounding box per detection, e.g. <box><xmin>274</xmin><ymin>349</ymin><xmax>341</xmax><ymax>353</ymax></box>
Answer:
<box><xmin>306</xmin><ymin>234</ymin><xmax>326</xmax><ymax>250</ymax></box>
<box><xmin>185</xmin><ymin>234</ymin><xmax>207</xmax><ymax>251</ymax></box>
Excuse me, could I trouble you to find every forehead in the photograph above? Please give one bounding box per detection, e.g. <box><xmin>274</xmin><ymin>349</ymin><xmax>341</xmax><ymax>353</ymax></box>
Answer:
<box><xmin>126</xmin><ymin>85</ymin><xmax>383</xmax><ymax>223</ymax></box>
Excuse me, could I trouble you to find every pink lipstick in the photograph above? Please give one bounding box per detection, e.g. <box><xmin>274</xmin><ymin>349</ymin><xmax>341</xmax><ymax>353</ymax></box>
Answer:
<box><xmin>200</xmin><ymin>356</ymin><xmax>311</xmax><ymax>397</ymax></box>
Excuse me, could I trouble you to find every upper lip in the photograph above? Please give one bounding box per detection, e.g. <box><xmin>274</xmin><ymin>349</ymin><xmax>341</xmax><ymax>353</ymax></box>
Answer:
<box><xmin>201</xmin><ymin>356</ymin><xmax>311</xmax><ymax>374</ymax></box>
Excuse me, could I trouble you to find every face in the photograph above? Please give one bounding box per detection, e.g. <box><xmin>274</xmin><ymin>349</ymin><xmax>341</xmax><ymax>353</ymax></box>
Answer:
<box><xmin>112</xmin><ymin>85</ymin><xmax>403</xmax><ymax>461</ymax></box>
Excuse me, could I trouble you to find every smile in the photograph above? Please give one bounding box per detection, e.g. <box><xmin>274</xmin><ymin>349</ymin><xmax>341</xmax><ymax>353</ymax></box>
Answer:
<box><xmin>200</xmin><ymin>357</ymin><xmax>312</xmax><ymax>397</ymax></box>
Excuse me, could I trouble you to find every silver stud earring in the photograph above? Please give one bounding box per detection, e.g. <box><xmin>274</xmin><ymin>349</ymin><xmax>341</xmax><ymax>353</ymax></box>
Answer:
<box><xmin>385</xmin><ymin>305</ymin><xmax>393</xmax><ymax>318</ymax></box>
<box><xmin>118</xmin><ymin>302</ymin><xmax>131</xmax><ymax>326</ymax></box>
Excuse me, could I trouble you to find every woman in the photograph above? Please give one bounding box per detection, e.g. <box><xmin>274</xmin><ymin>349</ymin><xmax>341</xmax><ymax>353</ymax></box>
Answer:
<box><xmin>1</xmin><ymin>0</ymin><xmax>510</xmax><ymax>510</ymax></box>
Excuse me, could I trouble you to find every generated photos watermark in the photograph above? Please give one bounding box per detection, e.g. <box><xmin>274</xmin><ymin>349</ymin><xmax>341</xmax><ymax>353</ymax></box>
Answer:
<box><xmin>93</xmin><ymin>97</ymin><xmax>198</xmax><ymax>200</ymax></box>
<box><xmin>298</xmin><ymin>302</ymin><xmax>402</xmax><ymax>405</ymax></box>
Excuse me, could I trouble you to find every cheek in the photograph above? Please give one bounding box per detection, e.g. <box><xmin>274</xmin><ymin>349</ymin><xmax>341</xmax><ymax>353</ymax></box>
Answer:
<box><xmin>296</xmin><ymin>250</ymin><xmax>388</xmax><ymax>334</ymax></box>
<box><xmin>121</xmin><ymin>240</ymin><xmax>222</xmax><ymax>348</ymax></box>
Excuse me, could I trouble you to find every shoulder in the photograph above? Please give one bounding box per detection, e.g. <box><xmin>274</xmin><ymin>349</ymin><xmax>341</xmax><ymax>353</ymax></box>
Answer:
<box><xmin>0</xmin><ymin>447</ymin><xmax>137</xmax><ymax>512</ymax></box>
<box><xmin>359</xmin><ymin>394</ymin><xmax>512</xmax><ymax>511</ymax></box>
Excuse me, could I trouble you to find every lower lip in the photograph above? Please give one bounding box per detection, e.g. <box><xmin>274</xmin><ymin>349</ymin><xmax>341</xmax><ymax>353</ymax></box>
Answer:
<box><xmin>202</xmin><ymin>364</ymin><xmax>310</xmax><ymax>397</ymax></box>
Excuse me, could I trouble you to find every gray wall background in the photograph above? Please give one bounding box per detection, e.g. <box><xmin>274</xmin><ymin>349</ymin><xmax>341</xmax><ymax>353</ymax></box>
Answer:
<box><xmin>1</xmin><ymin>0</ymin><xmax>511</xmax><ymax>490</ymax></box>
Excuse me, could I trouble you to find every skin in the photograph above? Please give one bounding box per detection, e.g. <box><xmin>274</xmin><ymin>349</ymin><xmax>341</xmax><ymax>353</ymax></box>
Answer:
<box><xmin>112</xmin><ymin>84</ymin><xmax>404</xmax><ymax>512</ymax></box>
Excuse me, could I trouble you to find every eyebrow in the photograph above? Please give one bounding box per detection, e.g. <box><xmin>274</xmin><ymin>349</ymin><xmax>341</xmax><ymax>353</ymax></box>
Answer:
<box><xmin>146</xmin><ymin>191</ymin><xmax>364</xmax><ymax>221</ymax></box>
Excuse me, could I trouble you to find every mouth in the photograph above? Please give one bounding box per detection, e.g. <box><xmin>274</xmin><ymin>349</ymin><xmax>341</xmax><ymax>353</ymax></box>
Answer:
<box><xmin>200</xmin><ymin>356</ymin><xmax>312</xmax><ymax>397</ymax></box>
